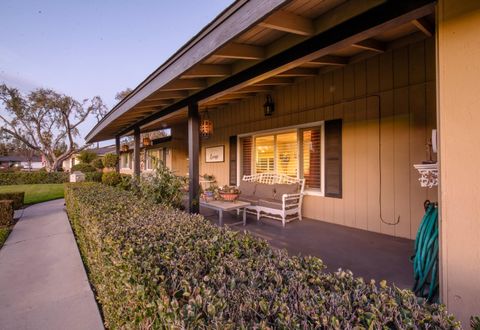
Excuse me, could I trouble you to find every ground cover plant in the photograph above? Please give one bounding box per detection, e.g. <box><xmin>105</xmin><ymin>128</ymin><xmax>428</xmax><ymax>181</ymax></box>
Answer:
<box><xmin>0</xmin><ymin>184</ymin><xmax>64</xmax><ymax>205</ymax></box>
<box><xmin>65</xmin><ymin>182</ymin><xmax>459</xmax><ymax>329</ymax></box>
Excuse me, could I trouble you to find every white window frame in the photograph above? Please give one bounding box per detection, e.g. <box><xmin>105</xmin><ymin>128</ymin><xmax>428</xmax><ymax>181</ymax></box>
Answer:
<box><xmin>120</xmin><ymin>153</ymin><xmax>132</xmax><ymax>169</ymax></box>
<box><xmin>237</xmin><ymin>121</ymin><xmax>325</xmax><ymax>196</ymax></box>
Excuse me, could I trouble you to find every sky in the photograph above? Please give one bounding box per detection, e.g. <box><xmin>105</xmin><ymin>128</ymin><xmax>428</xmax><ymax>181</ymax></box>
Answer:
<box><xmin>0</xmin><ymin>0</ymin><xmax>233</xmax><ymax>145</ymax></box>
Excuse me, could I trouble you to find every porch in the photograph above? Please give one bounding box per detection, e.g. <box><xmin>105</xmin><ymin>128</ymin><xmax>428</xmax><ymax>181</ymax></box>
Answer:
<box><xmin>201</xmin><ymin>207</ymin><xmax>413</xmax><ymax>289</ymax></box>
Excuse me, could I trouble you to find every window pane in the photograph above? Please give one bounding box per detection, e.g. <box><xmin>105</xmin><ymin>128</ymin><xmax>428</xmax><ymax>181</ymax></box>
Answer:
<box><xmin>303</xmin><ymin>128</ymin><xmax>321</xmax><ymax>189</ymax></box>
<box><xmin>255</xmin><ymin>135</ymin><xmax>274</xmax><ymax>174</ymax></box>
<box><xmin>276</xmin><ymin>132</ymin><xmax>298</xmax><ymax>177</ymax></box>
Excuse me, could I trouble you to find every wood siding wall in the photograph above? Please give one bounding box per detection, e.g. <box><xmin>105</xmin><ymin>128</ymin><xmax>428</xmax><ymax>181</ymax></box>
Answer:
<box><xmin>200</xmin><ymin>37</ymin><xmax>437</xmax><ymax>239</ymax></box>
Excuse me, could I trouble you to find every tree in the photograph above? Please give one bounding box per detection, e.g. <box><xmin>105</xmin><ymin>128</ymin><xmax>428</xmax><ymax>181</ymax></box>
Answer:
<box><xmin>115</xmin><ymin>88</ymin><xmax>132</xmax><ymax>102</ymax></box>
<box><xmin>0</xmin><ymin>84</ymin><xmax>108</xmax><ymax>171</ymax></box>
<box><xmin>77</xmin><ymin>149</ymin><xmax>97</xmax><ymax>164</ymax></box>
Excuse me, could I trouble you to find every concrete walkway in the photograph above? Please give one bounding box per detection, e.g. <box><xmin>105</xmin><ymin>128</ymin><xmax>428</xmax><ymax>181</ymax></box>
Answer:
<box><xmin>0</xmin><ymin>199</ymin><xmax>104</xmax><ymax>330</ymax></box>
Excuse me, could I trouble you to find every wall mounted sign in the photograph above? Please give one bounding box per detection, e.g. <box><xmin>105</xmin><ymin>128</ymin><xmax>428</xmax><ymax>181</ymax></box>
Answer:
<box><xmin>205</xmin><ymin>145</ymin><xmax>224</xmax><ymax>163</ymax></box>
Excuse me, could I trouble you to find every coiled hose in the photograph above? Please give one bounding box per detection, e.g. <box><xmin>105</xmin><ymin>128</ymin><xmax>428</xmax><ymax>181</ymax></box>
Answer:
<box><xmin>412</xmin><ymin>201</ymin><xmax>439</xmax><ymax>302</ymax></box>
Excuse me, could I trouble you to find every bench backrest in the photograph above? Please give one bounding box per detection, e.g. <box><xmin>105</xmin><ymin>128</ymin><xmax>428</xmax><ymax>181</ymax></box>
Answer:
<box><xmin>242</xmin><ymin>173</ymin><xmax>305</xmax><ymax>194</ymax></box>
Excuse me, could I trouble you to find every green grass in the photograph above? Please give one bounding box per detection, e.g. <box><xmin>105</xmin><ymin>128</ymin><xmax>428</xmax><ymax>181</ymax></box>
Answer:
<box><xmin>0</xmin><ymin>227</ymin><xmax>11</xmax><ymax>249</ymax></box>
<box><xmin>0</xmin><ymin>184</ymin><xmax>65</xmax><ymax>205</ymax></box>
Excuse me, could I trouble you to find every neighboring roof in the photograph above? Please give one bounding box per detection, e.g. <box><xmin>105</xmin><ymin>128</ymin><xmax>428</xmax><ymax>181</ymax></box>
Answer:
<box><xmin>0</xmin><ymin>155</ymin><xmax>42</xmax><ymax>162</ymax></box>
<box><xmin>88</xmin><ymin>145</ymin><xmax>116</xmax><ymax>156</ymax></box>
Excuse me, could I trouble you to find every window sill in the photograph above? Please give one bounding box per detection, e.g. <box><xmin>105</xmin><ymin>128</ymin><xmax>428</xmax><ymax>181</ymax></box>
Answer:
<box><xmin>303</xmin><ymin>190</ymin><xmax>324</xmax><ymax>197</ymax></box>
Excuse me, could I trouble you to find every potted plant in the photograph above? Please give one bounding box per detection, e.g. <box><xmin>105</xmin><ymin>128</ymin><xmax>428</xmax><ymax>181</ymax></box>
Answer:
<box><xmin>217</xmin><ymin>185</ymin><xmax>241</xmax><ymax>202</ymax></box>
<box><xmin>202</xmin><ymin>184</ymin><xmax>217</xmax><ymax>202</ymax></box>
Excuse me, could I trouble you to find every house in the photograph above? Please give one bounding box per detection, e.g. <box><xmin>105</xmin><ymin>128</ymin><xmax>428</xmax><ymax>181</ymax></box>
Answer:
<box><xmin>0</xmin><ymin>154</ymin><xmax>44</xmax><ymax>170</ymax></box>
<box><xmin>62</xmin><ymin>145</ymin><xmax>116</xmax><ymax>171</ymax></box>
<box><xmin>85</xmin><ymin>0</ymin><xmax>480</xmax><ymax>324</ymax></box>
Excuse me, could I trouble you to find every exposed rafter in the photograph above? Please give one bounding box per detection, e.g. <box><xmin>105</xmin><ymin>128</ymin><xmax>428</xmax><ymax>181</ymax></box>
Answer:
<box><xmin>411</xmin><ymin>17</ymin><xmax>434</xmax><ymax>37</ymax></box>
<box><xmin>181</xmin><ymin>64</ymin><xmax>231</xmax><ymax>78</ymax></box>
<box><xmin>147</xmin><ymin>90</ymin><xmax>189</xmax><ymax>100</ymax></box>
<box><xmin>212</xmin><ymin>43</ymin><xmax>265</xmax><ymax>60</ymax></box>
<box><xmin>308</xmin><ymin>55</ymin><xmax>349</xmax><ymax>66</ymax></box>
<box><xmin>277</xmin><ymin>67</ymin><xmax>318</xmax><ymax>77</ymax></box>
<box><xmin>219</xmin><ymin>93</ymin><xmax>256</xmax><ymax>100</ymax></box>
<box><xmin>231</xmin><ymin>86</ymin><xmax>275</xmax><ymax>94</ymax></box>
<box><xmin>161</xmin><ymin>79</ymin><xmax>206</xmax><ymax>91</ymax></box>
<box><xmin>135</xmin><ymin>100</ymin><xmax>173</xmax><ymax>109</ymax></box>
<box><xmin>259</xmin><ymin>9</ymin><xmax>314</xmax><ymax>36</ymax></box>
<box><xmin>352</xmin><ymin>38</ymin><xmax>385</xmax><ymax>53</ymax></box>
<box><xmin>254</xmin><ymin>77</ymin><xmax>294</xmax><ymax>86</ymax></box>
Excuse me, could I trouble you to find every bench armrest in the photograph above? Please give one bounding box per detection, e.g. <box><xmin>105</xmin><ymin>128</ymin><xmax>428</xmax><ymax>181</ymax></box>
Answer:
<box><xmin>281</xmin><ymin>193</ymin><xmax>302</xmax><ymax>209</ymax></box>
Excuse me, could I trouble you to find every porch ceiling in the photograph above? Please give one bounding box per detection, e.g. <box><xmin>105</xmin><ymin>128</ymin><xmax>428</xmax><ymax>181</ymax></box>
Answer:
<box><xmin>86</xmin><ymin>0</ymin><xmax>435</xmax><ymax>143</ymax></box>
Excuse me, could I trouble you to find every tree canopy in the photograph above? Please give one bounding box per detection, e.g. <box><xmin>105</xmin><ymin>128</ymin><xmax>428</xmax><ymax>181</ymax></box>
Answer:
<box><xmin>0</xmin><ymin>84</ymin><xmax>107</xmax><ymax>171</ymax></box>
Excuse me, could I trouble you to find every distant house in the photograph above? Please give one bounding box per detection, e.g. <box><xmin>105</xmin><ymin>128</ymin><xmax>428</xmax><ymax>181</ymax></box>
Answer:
<box><xmin>62</xmin><ymin>145</ymin><xmax>116</xmax><ymax>172</ymax></box>
<box><xmin>0</xmin><ymin>154</ymin><xmax>44</xmax><ymax>171</ymax></box>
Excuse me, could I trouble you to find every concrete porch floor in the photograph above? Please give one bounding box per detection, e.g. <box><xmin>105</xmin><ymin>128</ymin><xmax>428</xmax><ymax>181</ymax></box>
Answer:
<box><xmin>200</xmin><ymin>207</ymin><xmax>414</xmax><ymax>289</ymax></box>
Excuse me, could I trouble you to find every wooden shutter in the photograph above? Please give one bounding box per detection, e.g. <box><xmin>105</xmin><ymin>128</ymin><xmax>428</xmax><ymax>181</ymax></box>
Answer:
<box><xmin>229</xmin><ymin>136</ymin><xmax>237</xmax><ymax>185</ymax></box>
<box><xmin>240</xmin><ymin>136</ymin><xmax>252</xmax><ymax>177</ymax></box>
<box><xmin>324</xmin><ymin>119</ymin><xmax>342</xmax><ymax>198</ymax></box>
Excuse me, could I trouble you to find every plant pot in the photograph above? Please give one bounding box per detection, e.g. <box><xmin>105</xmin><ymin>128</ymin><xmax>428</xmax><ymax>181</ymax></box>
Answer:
<box><xmin>219</xmin><ymin>192</ymin><xmax>239</xmax><ymax>202</ymax></box>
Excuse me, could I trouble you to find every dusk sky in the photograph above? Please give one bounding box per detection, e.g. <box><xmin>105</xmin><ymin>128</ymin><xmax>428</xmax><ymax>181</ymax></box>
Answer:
<box><xmin>0</xmin><ymin>0</ymin><xmax>233</xmax><ymax>145</ymax></box>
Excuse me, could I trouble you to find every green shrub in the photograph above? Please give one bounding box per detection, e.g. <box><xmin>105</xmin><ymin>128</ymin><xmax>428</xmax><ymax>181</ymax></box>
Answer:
<box><xmin>101</xmin><ymin>172</ymin><xmax>122</xmax><ymax>186</ymax></box>
<box><xmin>0</xmin><ymin>200</ymin><xmax>14</xmax><ymax>226</ymax></box>
<box><xmin>0</xmin><ymin>192</ymin><xmax>24</xmax><ymax>210</ymax></box>
<box><xmin>65</xmin><ymin>183</ymin><xmax>459</xmax><ymax>329</ymax></box>
<box><xmin>85</xmin><ymin>172</ymin><xmax>102</xmax><ymax>182</ymax></box>
<box><xmin>0</xmin><ymin>172</ymin><xmax>68</xmax><ymax>185</ymax></box>
<box><xmin>77</xmin><ymin>150</ymin><xmax>97</xmax><ymax>164</ymax></box>
<box><xmin>71</xmin><ymin>163</ymin><xmax>96</xmax><ymax>173</ymax></box>
<box><xmin>102</xmin><ymin>153</ymin><xmax>118</xmax><ymax>169</ymax></box>
<box><xmin>91</xmin><ymin>158</ymin><xmax>104</xmax><ymax>170</ymax></box>
<box><xmin>139</xmin><ymin>162</ymin><xmax>184</xmax><ymax>208</ymax></box>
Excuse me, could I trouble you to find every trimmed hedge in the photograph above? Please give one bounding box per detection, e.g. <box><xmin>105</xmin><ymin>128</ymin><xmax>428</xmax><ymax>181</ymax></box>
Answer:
<box><xmin>65</xmin><ymin>183</ymin><xmax>459</xmax><ymax>329</ymax></box>
<box><xmin>85</xmin><ymin>172</ymin><xmax>102</xmax><ymax>182</ymax></box>
<box><xmin>0</xmin><ymin>192</ymin><xmax>24</xmax><ymax>210</ymax></box>
<box><xmin>0</xmin><ymin>200</ymin><xmax>14</xmax><ymax>226</ymax></box>
<box><xmin>71</xmin><ymin>163</ymin><xmax>96</xmax><ymax>173</ymax></box>
<box><xmin>0</xmin><ymin>172</ymin><xmax>68</xmax><ymax>185</ymax></box>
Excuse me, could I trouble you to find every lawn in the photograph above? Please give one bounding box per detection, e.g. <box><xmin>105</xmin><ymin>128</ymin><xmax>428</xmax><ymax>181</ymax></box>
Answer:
<box><xmin>0</xmin><ymin>184</ymin><xmax>65</xmax><ymax>205</ymax></box>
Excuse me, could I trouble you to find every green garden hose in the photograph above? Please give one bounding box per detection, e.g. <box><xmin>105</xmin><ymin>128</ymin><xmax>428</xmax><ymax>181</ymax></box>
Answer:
<box><xmin>412</xmin><ymin>201</ymin><xmax>439</xmax><ymax>302</ymax></box>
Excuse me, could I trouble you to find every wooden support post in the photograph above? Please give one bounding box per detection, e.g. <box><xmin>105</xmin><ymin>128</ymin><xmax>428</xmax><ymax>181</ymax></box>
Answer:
<box><xmin>188</xmin><ymin>103</ymin><xmax>200</xmax><ymax>214</ymax></box>
<box><xmin>133</xmin><ymin>127</ymin><xmax>141</xmax><ymax>177</ymax></box>
<box><xmin>115</xmin><ymin>136</ymin><xmax>120</xmax><ymax>173</ymax></box>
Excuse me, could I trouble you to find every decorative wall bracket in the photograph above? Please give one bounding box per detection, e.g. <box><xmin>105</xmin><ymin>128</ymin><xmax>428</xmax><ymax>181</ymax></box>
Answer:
<box><xmin>413</xmin><ymin>163</ymin><xmax>438</xmax><ymax>188</ymax></box>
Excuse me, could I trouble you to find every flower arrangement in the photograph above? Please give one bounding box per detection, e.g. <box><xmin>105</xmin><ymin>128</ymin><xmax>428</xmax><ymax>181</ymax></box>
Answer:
<box><xmin>217</xmin><ymin>185</ymin><xmax>241</xmax><ymax>202</ymax></box>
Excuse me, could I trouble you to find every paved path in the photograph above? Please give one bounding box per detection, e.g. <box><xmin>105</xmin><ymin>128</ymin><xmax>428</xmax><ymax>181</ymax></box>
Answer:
<box><xmin>0</xmin><ymin>199</ymin><xmax>104</xmax><ymax>330</ymax></box>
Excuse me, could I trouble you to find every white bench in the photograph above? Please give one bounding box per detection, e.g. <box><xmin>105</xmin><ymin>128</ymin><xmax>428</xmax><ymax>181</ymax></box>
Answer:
<box><xmin>239</xmin><ymin>173</ymin><xmax>305</xmax><ymax>227</ymax></box>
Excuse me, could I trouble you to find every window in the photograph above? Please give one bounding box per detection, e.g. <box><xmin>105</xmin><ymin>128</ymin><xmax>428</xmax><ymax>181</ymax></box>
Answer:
<box><xmin>146</xmin><ymin>148</ymin><xmax>168</xmax><ymax>170</ymax></box>
<box><xmin>239</xmin><ymin>123</ymin><xmax>324</xmax><ymax>194</ymax></box>
<box><xmin>121</xmin><ymin>153</ymin><xmax>132</xmax><ymax>169</ymax></box>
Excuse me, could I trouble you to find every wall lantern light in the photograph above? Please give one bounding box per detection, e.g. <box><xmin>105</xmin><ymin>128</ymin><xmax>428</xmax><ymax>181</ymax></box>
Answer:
<box><xmin>200</xmin><ymin>108</ymin><xmax>213</xmax><ymax>139</ymax></box>
<box><xmin>121</xmin><ymin>144</ymin><xmax>129</xmax><ymax>152</ymax></box>
<box><xmin>263</xmin><ymin>95</ymin><xmax>275</xmax><ymax>116</ymax></box>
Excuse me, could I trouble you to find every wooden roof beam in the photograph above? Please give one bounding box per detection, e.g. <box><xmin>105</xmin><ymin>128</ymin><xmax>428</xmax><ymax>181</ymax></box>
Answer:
<box><xmin>218</xmin><ymin>93</ymin><xmax>256</xmax><ymax>100</ymax></box>
<box><xmin>259</xmin><ymin>10</ymin><xmax>314</xmax><ymax>36</ymax></box>
<box><xmin>181</xmin><ymin>64</ymin><xmax>231</xmax><ymax>78</ymax></box>
<box><xmin>160</xmin><ymin>79</ymin><xmax>206</xmax><ymax>91</ymax></box>
<box><xmin>212</xmin><ymin>43</ymin><xmax>264</xmax><ymax>60</ymax></box>
<box><xmin>135</xmin><ymin>100</ymin><xmax>173</xmax><ymax>109</ymax></box>
<box><xmin>230</xmin><ymin>86</ymin><xmax>275</xmax><ymax>94</ymax></box>
<box><xmin>277</xmin><ymin>67</ymin><xmax>318</xmax><ymax>77</ymax></box>
<box><xmin>411</xmin><ymin>17</ymin><xmax>434</xmax><ymax>37</ymax></box>
<box><xmin>308</xmin><ymin>55</ymin><xmax>348</xmax><ymax>66</ymax></box>
<box><xmin>254</xmin><ymin>77</ymin><xmax>294</xmax><ymax>86</ymax></box>
<box><xmin>352</xmin><ymin>38</ymin><xmax>385</xmax><ymax>53</ymax></box>
<box><xmin>147</xmin><ymin>90</ymin><xmax>189</xmax><ymax>100</ymax></box>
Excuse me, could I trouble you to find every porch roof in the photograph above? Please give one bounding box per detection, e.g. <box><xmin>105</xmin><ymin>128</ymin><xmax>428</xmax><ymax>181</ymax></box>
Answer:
<box><xmin>86</xmin><ymin>0</ymin><xmax>435</xmax><ymax>143</ymax></box>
